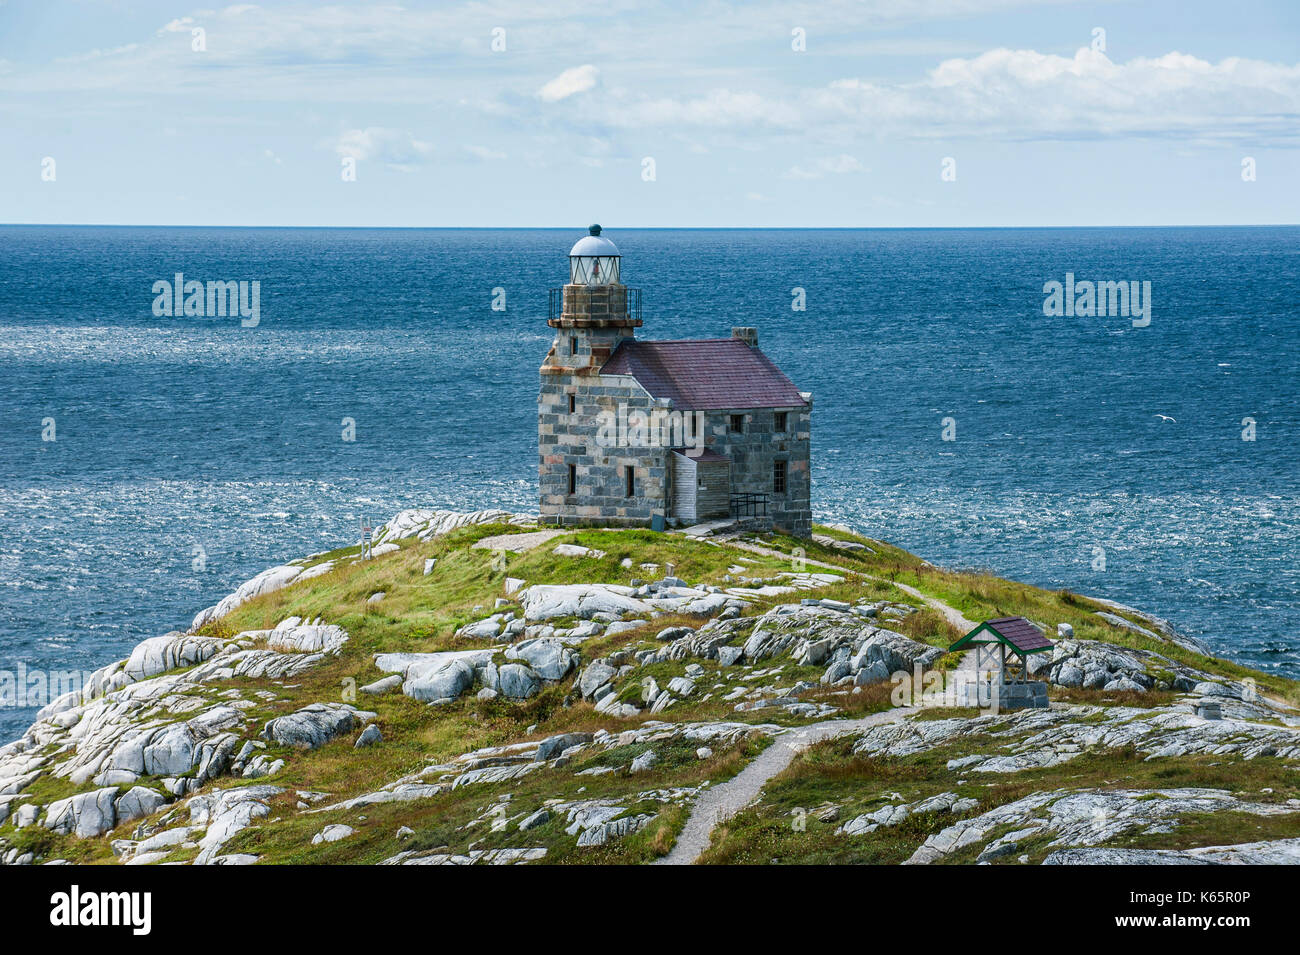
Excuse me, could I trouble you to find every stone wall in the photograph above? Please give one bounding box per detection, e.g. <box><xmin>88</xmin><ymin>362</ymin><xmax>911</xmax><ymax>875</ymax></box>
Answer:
<box><xmin>698</xmin><ymin>404</ymin><xmax>812</xmax><ymax>537</ymax></box>
<box><xmin>540</xmin><ymin>389</ymin><xmax>811</xmax><ymax>535</ymax></box>
<box><xmin>538</xmin><ymin>366</ymin><xmax>670</xmax><ymax>527</ymax></box>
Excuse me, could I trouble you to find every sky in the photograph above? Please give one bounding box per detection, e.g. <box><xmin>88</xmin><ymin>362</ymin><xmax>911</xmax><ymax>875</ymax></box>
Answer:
<box><xmin>1</xmin><ymin>0</ymin><xmax>1298</xmax><ymax>227</ymax></box>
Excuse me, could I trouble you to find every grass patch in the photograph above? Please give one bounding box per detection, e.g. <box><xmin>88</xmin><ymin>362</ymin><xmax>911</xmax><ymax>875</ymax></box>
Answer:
<box><xmin>697</xmin><ymin>720</ymin><xmax>1300</xmax><ymax>865</ymax></box>
<box><xmin>222</xmin><ymin>730</ymin><xmax>770</xmax><ymax>864</ymax></box>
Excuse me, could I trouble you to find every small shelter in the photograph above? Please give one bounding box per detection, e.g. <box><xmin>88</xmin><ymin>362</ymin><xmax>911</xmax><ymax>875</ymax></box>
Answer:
<box><xmin>949</xmin><ymin>616</ymin><xmax>1053</xmax><ymax>709</ymax></box>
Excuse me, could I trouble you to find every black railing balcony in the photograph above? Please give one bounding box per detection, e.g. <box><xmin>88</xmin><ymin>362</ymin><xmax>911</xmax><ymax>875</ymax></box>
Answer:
<box><xmin>549</xmin><ymin>286</ymin><xmax>642</xmax><ymax>324</ymax></box>
<box><xmin>730</xmin><ymin>493</ymin><xmax>769</xmax><ymax>518</ymax></box>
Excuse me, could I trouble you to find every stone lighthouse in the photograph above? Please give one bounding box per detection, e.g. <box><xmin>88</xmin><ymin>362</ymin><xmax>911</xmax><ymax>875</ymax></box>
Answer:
<box><xmin>538</xmin><ymin>225</ymin><xmax>812</xmax><ymax>536</ymax></box>
<box><xmin>542</xmin><ymin>224</ymin><xmax>641</xmax><ymax>379</ymax></box>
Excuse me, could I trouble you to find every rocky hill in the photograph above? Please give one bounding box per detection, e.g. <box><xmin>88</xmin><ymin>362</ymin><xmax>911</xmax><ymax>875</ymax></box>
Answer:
<box><xmin>2</xmin><ymin>509</ymin><xmax>1298</xmax><ymax>866</ymax></box>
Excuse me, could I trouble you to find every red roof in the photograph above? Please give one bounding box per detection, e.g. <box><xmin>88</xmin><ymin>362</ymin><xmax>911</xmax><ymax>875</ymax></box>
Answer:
<box><xmin>601</xmin><ymin>338</ymin><xmax>807</xmax><ymax>411</ymax></box>
<box><xmin>985</xmin><ymin>617</ymin><xmax>1055</xmax><ymax>653</ymax></box>
<box><xmin>949</xmin><ymin>616</ymin><xmax>1055</xmax><ymax>655</ymax></box>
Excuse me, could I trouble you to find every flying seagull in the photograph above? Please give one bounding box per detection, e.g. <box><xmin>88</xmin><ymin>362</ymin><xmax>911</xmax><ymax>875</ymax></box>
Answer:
<box><xmin>1154</xmin><ymin>414</ymin><xmax>1176</xmax><ymax>423</ymax></box>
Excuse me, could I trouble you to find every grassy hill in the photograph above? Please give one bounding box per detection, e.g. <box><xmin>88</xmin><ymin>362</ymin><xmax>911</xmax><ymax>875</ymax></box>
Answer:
<box><xmin>2</xmin><ymin>513</ymin><xmax>1297</xmax><ymax>866</ymax></box>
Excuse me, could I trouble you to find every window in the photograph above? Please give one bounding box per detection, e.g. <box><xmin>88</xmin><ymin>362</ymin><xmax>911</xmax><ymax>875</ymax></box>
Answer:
<box><xmin>773</xmin><ymin>459</ymin><xmax>787</xmax><ymax>494</ymax></box>
<box><xmin>774</xmin><ymin>411</ymin><xmax>788</xmax><ymax>432</ymax></box>
<box><xmin>728</xmin><ymin>414</ymin><xmax>744</xmax><ymax>434</ymax></box>
<box><xmin>567</xmin><ymin>394</ymin><xmax>576</xmax><ymax>414</ymax></box>
<box><xmin>568</xmin><ymin>336</ymin><xmax>576</xmax><ymax>356</ymax></box>
<box><xmin>625</xmin><ymin>465</ymin><xmax>635</xmax><ymax>498</ymax></box>
<box><xmin>567</xmin><ymin>464</ymin><xmax>577</xmax><ymax>495</ymax></box>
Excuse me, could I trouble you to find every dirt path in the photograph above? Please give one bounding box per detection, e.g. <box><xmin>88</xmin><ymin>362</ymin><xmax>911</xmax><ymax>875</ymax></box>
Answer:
<box><xmin>654</xmin><ymin>707</ymin><xmax>913</xmax><ymax>865</ymax></box>
<box><xmin>724</xmin><ymin>538</ymin><xmax>977</xmax><ymax>631</ymax></box>
<box><xmin>654</xmin><ymin>538</ymin><xmax>980</xmax><ymax>865</ymax></box>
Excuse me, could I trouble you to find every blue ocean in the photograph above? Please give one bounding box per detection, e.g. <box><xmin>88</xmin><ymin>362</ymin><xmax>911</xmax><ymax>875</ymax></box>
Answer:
<box><xmin>1</xmin><ymin>226</ymin><xmax>1297</xmax><ymax>740</ymax></box>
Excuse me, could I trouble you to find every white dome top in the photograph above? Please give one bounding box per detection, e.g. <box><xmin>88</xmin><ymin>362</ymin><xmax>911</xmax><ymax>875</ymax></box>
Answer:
<box><xmin>570</xmin><ymin>224</ymin><xmax>619</xmax><ymax>258</ymax></box>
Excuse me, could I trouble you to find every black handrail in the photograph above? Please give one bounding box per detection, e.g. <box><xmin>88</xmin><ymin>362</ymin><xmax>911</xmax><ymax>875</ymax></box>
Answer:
<box><xmin>730</xmin><ymin>493</ymin><xmax>769</xmax><ymax>517</ymax></box>
<box><xmin>549</xmin><ymin>287</ymin><xmax>642</xmax><ymax>323</ymax></box>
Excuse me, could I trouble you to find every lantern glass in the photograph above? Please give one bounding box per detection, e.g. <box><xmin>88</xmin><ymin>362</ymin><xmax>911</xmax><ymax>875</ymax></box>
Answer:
<box><xmin>570</xmin><ymin>254</ymin><xmax>621</xmax><ymax>285</ymax></box>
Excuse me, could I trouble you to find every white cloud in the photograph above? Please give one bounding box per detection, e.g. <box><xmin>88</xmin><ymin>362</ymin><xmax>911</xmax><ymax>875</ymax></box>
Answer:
<box><xmin>464</xmin><ymin>144</ymin><xmax>507</xmax><ymax>161</ymax></box>
<box><xmin>835</xmin><ymin>47</ymin><xmax>1300</xmax><ymax>141</ymax></box>
<box><xmin>785</xmin><ymin>154</ymin><xmax>866</xmax><ymax>179</ymax></box>
<box><xmin>591</xmin><ymin>48</ymin><xmax>1300</xmax><ymax>143</ymax></box>
<box><xmin>333</xmin><ymin>127</ymin><xmax>433</xmax><ymax>168</ymax></box>
<box><xmin>604</xmin><ymin>88</ymin><xmax>801</xmax><ymax>129</ymax></box>
<box><xmin>537</xmin><ymin>65</ymin><xmax>599</xmax><ymax>102</ymax></box>
<box><xmin>3</xmin><ymin>4</ymin><xmax>1297</xmax><ymax>156</ymax></box>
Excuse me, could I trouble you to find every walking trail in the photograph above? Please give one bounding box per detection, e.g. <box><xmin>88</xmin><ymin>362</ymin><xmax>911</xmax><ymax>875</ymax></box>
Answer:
<box><xmin>726</xmin><ymin>538</ymin><xmax>977</xmax><ymax>632</ymax></box>
<box><xmin>654</xmin><ymin>708</ymin><xmax>912</xmax><ymax>864</ymax></box>
<box><xmin>655</xmin><ymin>538</ymin><xmax>979</xmax><ymax>865</ymax></box>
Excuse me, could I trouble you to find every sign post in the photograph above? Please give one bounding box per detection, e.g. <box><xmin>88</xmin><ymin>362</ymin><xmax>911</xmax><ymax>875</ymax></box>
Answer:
<box><xmin>360</xmin><ymin>517</ymin><xmax>373</xmax><ymax>560</ymax></box>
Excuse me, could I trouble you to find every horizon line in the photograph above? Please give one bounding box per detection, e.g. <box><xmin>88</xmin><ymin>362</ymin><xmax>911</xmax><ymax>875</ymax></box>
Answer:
<box><xmin>3</xmin><ymin>222</ymin><xmax>1299</xmax><ymax>231</ymax></box>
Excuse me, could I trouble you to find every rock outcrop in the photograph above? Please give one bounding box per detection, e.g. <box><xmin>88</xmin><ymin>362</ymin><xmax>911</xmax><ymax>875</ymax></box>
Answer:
<box><xmin>907</xmin><ymin>788</ymin><xmax>1300</xmax><ymax>864</ymax></box>
<box><xmin>1043</xmin><ymin>838</ymin><xmax>1300</xmax><ymax>865</ymax></box>
<box><xmin>850</xmin><ymin>701</ymin><xmax>1300</xmax><ymax>772</ymax></box>
<box><xmin>262</xmin><ymin>703</ymin><xmax>375</xmax><ymax>749</ymax></box>
<box><xmin>3</xmin><ymin>506</ymin><xmax>1295</xmax><ymax>870</ymax></box>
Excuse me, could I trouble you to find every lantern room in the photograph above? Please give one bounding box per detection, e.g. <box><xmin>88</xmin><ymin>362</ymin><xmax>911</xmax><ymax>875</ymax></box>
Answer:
<box><xmin>569</xmin><ymin>224</ymin><xmax>621</xmax><ymax>285</ymax></box>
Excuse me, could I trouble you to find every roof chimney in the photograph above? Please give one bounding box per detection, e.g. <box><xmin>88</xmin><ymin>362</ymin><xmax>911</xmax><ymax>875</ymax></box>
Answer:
<box><xmin>731</xmin><ymin>327</ymin><xmax>758</xmax><ymax>347</ymax></box>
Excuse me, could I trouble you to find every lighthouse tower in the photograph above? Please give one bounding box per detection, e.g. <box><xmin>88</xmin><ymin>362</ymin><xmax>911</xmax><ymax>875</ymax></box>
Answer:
<box><xmin>538</xmin><ymin>225</ymin><xmax>651</xmax><ymax>526</ymax></box>
<box><xmin>541</xmin><ymin>224</ymin><xmax>641</xmax><ymax>377</ymax></box>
